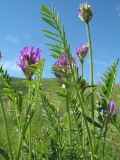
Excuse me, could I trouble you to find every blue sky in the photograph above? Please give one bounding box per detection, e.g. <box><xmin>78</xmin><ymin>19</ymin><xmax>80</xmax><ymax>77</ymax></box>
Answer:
<box><xmin>0</xmin><ymin>0</ymin><xmax>120</xmax><ymax>83</ymax></box>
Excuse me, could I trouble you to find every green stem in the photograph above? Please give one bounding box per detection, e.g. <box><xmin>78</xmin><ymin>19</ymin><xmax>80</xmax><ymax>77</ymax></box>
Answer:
<box><xmin>16</xmin><ymin>80</ymin><xmax>33</xmax><ymax>160</ymax></box>
<box><xmin>54</xmin><ymin>15</ymin><xmax>94</xmax><ymax>159</ymax></box>
<box><xmin>28</xmin><ymin>81</ymin><xmax>32</xmax><ymax>160</ymax></box>
<box><xmin>66</xmin><ymin>89</ymin><xmax>72</xmax><ymax>146</ymax></box>
<box><xmin>57</xmin><ymin>112</ymin><xmax>61</xmax><ymax>160</ymax></box>
<box><xmin>86</xmin><ymin>22</ymin><xmax>95</xmax><ymax>152</ymax></box>
<box><xmin>0</xmin><ymin>98</ymin><xmax>13</xmax><ymax>160</ymax></box>
<box><xmin>86</xmin><ymin>23</ymin><xmax>93</xmax><ymax>86</ymax></box>
<box><xmin>29</xmin><ymin>124</ymin><xmax>32</xmax><ymax>160</ymax></box>
<box><xmin>76</xmin><ymin>90</ymin><xmax>94</xmax><ymax>159</ymax></box>
<box><xmin>16</xmin><ymin>104</ymin><xmax>33</xmax><ymax>160</ymax></box>
<box><xmin>102</xmin><ymin>117</ymin><xmax>108</xmax><ymax>160</ymax></box>
<box><xmin>72</xmin><ymin>106</ymin><xmax>84</xmax><ymax>152</ymax></box>
<box><xmin>16</xmin><ymin>132</ymin><xmax>24</xmax><ymax>160</ymax></box>
<box><xmin>81</xmin><ymin>61</ymin><xmax>83</xmax><ymax>78</ymax></box>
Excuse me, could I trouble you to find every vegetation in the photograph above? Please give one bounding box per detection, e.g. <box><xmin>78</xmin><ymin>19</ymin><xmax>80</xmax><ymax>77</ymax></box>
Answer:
<box><xmin>0</xmin><ymin>2</ymin><xmax>120</xmax><ymax>160</ymax></box>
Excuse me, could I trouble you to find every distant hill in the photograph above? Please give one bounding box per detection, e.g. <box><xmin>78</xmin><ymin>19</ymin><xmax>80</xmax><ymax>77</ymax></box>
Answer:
<box><xmin>0</xmin><ymin>76</ymin><xmax>60</xmax><ymax>94</ymax></box>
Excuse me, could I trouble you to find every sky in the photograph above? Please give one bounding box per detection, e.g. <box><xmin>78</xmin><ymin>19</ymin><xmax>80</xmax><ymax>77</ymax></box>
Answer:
<box><xmin>0</xmin><ymin>0</ymin><xmax>120</xmax><ymax>83</ymax></box>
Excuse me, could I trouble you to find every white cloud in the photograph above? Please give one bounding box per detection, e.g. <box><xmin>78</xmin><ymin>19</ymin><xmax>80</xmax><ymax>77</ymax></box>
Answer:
<box><xmin>5</xmin><ymin>35</ymin><xmax>19</xmax><ymax>44</ymax></box>
<box><xmin>115</xmin><ymin>5</ymin><xmax>120</xmax><ymax>17</ymax></box>
<box><xmin>94</xmin><ymin>59</ymin><xmax>108</xmax><ymax>66</ymax></box>
<box><xmin>86</xmin><ymin>59</ymin><xmax>108</xmax><ymax>66</ymax></box>
<box><xmin>3</xmin><ymin>60</ymin><xmax>21</xmax><ymax>72</ymax></box>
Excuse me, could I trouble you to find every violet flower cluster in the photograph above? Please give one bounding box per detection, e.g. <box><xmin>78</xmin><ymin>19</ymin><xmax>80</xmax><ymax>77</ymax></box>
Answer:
<box><xmin>108</xmin><ymin>100</ymin><xmax>115</xmax><ymax>113</ymax></box>
<box><xmin>52</xmin><ymin>53</ymin><xmax>75</xmax><ymax>79</ymax></box>
<box><xmin>17</xmin><ymin>46</ymin><xmax>42</xmax><ymax>79</ymax></box>
<box><xmin>78</xmin><ymin>2</ymin><xmax>92</xmax><ymax>23</ymax></box>
<box><xmin>76</xmin><ymin>44</ymin><xmax>89</xmax><ymax>63</ymax></box>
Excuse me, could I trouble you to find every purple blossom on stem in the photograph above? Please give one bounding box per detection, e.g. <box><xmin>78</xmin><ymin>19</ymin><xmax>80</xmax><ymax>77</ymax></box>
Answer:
<box><xmin>76</xmin><ymin>44</ymin><xmax>89</xmax><ymax>62</ymax></box>
<box><xmin>17</xmin><ymin>46</ymin><xmax>42</xmax><ymax>79</ymax></box>
<box><xmin>108</xmin><ymin>100</ymin><xmax>115</xmax><ymax>113</ymax></box>
<box><xmin>52</xmin><ymin>53</ymin><xmax>76</xmax><ymax>79</ymax></box>
<box><xmin>78</xmin><ymin>2</ymin><xmax>92</xmax><ymax>23</ymax></box>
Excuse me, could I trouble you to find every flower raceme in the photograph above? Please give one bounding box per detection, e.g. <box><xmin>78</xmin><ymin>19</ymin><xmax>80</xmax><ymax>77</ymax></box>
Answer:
<box><xmin>76</xmin><ymin>44</ymin><xmax>89</xmax><ymax>62</ymax></box>
<box><xmin>108</xmin><ymin>100</ymin><xmax>115</xmax><ymax>113</ymax></box>
<box><xmin>17</xmin><ymin>46</ymin><xmax>42</xmax><ymax>79</ymax></box>
<box><xmin>52</xmin><ymin>53</ymin><xmax>76</xmax><ymax>79</ymax></box>
<box><xmin>78</xmin><ymin>2</ymin><xmax>92</xmax><ymax>23</ymax></box>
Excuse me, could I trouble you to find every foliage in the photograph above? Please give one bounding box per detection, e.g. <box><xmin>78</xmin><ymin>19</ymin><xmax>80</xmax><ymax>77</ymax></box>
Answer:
<box><xmin>0</xmin><ymin>2</ymin><xmax>120</xmax><ymax>160</ymax></box>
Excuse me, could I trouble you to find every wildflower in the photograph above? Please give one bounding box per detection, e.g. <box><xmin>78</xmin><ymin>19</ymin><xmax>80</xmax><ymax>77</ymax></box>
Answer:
<box><xmin>76</xmin><ymin>44</ymin><xmax>89</xmax><ymax>62</ymax></box>
<box><xmin>17</xmin><ymin>46</ymin><xmax>42</xmax><ymax>79</ymax></box>
<box><xmin>52</xmin><ymin>53</ymin><xmax>75</xmax><ymax>79</ymax></box>
<box><xmin>78</xmin><ymin>2</ymin><xmax>92</xmax><ymax>23</ymax></box>
<box><xmin>108</xmin><ymin>100</ymin><xmax>115</xmax><ymax>113</ymax></box>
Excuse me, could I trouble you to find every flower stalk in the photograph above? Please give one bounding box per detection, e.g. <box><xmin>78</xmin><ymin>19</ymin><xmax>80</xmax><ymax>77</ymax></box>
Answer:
<box><xmin>86</xmin><ymin>21</ymin><xmax>95</xmax><ymax>153</ymax></box>
<box><xmin>86</xmin><ymin>23</ymin><xmax>93</xmax><ymax>86</ymax></box>
<box><xmin>66</xmin><ymin>88</ymin><xmax>72</xmax><ymax>146</ymax></box>
<box><xmin>28</xmin><ymin>80</ymin><xmax>32</xmax><ymax>160</ymax></box>
<box><xmin>81</xmin><ymin>61</ymin><xmax>83</xmax><ymax>78</ymax></box>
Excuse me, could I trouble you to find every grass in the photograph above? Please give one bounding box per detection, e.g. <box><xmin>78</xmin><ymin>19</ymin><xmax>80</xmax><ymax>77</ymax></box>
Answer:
<box><xmin>0</xmin><ymin>77</ymin><xmax>63</xmax><ymax>159</ymax></box>
<box><xmin>0</xmin><ymin>77</ymin><xmax>120</xmax><ymax>159</ymax></box>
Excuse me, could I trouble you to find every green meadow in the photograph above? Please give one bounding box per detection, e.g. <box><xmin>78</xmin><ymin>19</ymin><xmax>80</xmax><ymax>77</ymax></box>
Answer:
<box><xmin>0</xmin><ymin>77</ymin><xmax>120</xmax><ymax>159</ymax></box>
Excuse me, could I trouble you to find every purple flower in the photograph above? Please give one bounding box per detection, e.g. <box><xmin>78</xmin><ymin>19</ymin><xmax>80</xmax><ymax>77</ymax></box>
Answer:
<box><xmin>78</xmin><ymin>2</ymin><xmax>92</xmax><ymax>23</ymax></box>
<box><xmin>108</xmin><ymin>100</ymin><xmax>115</xmax><ymax>113</ymax></box>
<box><xmin>17</xmin><ymin>46</ymin><xmax>42</xmax><ymax>79</ymax></box>
<box><xmin>76</xmin><ymin>44</ymin><xmax>89</xmax><ymax>62</ymax></box>
<box><xmin>52</xmin><ymin>53</ymin><xmax>76</xmax><ymax>79</ymax></box>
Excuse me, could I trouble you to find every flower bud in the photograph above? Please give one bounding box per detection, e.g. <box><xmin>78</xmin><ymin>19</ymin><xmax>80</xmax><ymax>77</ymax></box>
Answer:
<box><xmin>76</xmin><ymin>44</ymin><xmax>89</xmax><ymax>62</ymax></box>
<box><xmin>108</xmin><ymin>100</ymin><xmax>115</xmax><ymax>113</ymax></box>
<box><xmin>78</xmin><ymin>2</ymin><xmax>92</xmax><ymax>23</ymax></box>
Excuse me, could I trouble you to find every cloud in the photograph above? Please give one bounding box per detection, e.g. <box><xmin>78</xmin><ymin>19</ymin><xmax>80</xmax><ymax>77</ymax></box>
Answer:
<box><xmin>5</xmin><ymin>35</ymin><xmax>19</xmax><ymax>44</ymax></box>
<box><xmin>3</xmin><ymin>60</ymin><xmax>21</xmax><ymax>72</ymax></box>
<box><xmin>86</xmin><ymin>59</ymin><xmax>108</xmax><ymax>66</ymax></box>
<box><xmin>94</xmin><ymin>59</ymin><xmax>108</xmax><ymax>66</ymax></box>
<box><xmin>115</xmin><ymin>5</ymin><xmax>120</xmax><ymax>17</ymax></box>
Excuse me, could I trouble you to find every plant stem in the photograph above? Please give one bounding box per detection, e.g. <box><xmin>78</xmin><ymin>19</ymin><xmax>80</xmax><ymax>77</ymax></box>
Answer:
<box><xmin>57</xmin><ymin>111</ymin><xmax>62</xmax><ymax>160</ymax></box>
<box><xmin>16</xmin><ymin>103</ymin><xmax>34</xmax><ymax>160</ymax></box>
<box><xmin>53</xmin><ymin>13</ymin><xmax>94</xmax><ymax>159</ymax></box>
<box><xmin>86</xmin><ymin>22</ymin><xmax>95</xmax><ymax>152</ymax></box>
<box><xmin>102</xmin><ymin>117</ymin><xmax>108</xmax><ymax>160</ymax></box>
<box><xmin>86</xmin><ymin>23</ymin><xmax>93</xmax><ymax>86</ymax></box>
<box><xmin>72</xmin><ymin>105</ymin><xmax>84</xmax><ymax>152</ymax></box>
<box><xmin>0</xmin><ymin>98</ymin><xmax>13</xmax><ymax>160</ymax></box>
<box><xmin>66</xmin><ymin>89</ymin><xmax>72</xmax><ymax>146</ymax></box>
<box><xmin>28</xmin><ymin>81</ymin><xmax>32</xmax><ymax>160</ymax></box>
<box><xmin>16</xmin><ymin>132</ymin><xmax>24</xmax><ymax>160</ymax></box>
<box><xmin>81</xmin><ymin>61</ymin><xmax>83</xmax><ymax>78</ymax></box>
